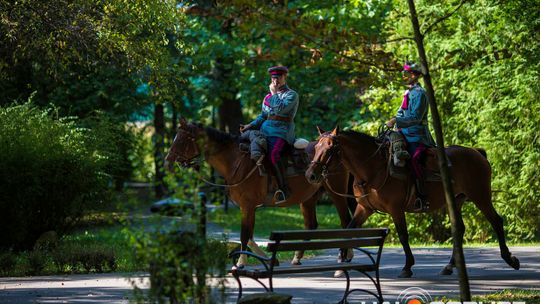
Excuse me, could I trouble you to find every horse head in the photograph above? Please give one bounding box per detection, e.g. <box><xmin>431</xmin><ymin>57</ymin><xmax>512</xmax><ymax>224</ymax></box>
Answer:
<box><xmin>306</xmin><ymin>126</ymin><xmax>340</xmax><ymax>184</ymax></box>
<box><xmin>165</xmin><ymin>118</ymin><xmax>203</xmax><ymax>171</ymax></box>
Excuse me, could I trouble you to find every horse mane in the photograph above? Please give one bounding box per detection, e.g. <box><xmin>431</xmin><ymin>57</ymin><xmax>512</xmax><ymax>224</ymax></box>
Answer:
<box><xmin>339</xmin><ymin>130</ymin><xmax>378</xmax><ymax>146</ymax></box>
<box><xmin>204</xmin><ymin>126</ymin><xmax>239</xmax><ymax>145</ymax></box>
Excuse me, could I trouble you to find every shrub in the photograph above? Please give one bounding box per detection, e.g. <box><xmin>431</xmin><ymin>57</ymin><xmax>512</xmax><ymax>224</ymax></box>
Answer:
<box><xmin>27</xmin><ymin>251</ymin><xmax>48</xmax><ymax>275</ymax></box>
<box><xmin>0</xmin><ymin>103</ymin><xmax>112</xmax><ymax>250</ymax></box>
<box><xmin>131</xmin><ymin>168</ymin><xmax>228</xmax><ymax>304</ymax></box>
<box><xmin>52</xmin><ymin>242</ymin><xmax>117</xmax><ymax>274</ymax></box>
<box><xmin>0</xmin><ymin>251</ymin><xmax>18</xmax><ymax>275</ymax></box>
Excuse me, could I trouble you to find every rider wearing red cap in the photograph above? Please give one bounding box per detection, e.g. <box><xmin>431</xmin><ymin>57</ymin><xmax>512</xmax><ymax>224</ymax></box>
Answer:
<box><xmin>240</xmin><ymin>66</ymin><xmax>299</xmax><ymax>202</ymax></box>
<box><xmin>386</xmin><ymin>62</ymin><xmax>435</xmax><ymax>211</ymax></box>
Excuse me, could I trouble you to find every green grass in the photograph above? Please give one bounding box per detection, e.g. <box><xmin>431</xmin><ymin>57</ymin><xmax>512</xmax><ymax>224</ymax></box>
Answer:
<box><xmin>62</xmin><ymin>224</ymin><xmax>142</xmax><ymax>272</ymax></box>
<box><xmin>210</xmin><ymin>204</ymin><xmax>343</xmax><ymax>238</ymax></box>
<box><xmin>209</xmin><ymin>204</ymin><xmax>540</xmax><ymax>247</ymax></box>
<box><xmin>438</xmin><ymin>289</ymin><xmax>540</xmax><ymax>304</ymax></box>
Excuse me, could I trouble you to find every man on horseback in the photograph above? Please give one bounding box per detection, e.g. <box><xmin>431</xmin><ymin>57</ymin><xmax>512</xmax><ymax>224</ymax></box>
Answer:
<box><xmin>386</xmin><ymin>62</ymin><xmax>435</xmax><ymax>211</ymax></box>
<box><xmin>240</xmin><ymin>66</ymin><xmax>299</xmax><ymax>202</ymax></box>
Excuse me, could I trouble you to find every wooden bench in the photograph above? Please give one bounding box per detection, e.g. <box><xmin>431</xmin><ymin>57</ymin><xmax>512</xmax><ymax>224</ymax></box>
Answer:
<box><xmin>229</xmin><ymin>228</ymin><xmax>388</xmax><ymax>303</ymax></box>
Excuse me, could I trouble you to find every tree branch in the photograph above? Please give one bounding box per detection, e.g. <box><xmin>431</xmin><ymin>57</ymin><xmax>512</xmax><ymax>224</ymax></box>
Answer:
<box><xmin>383</xmin><ymin>36</ymin><xmax>415</xmax><ymax>43</ymax></box>
<box><xmin>422</xmin><ymin>0</ymin><xmax>469</xmax><ymax>36</ymax></box>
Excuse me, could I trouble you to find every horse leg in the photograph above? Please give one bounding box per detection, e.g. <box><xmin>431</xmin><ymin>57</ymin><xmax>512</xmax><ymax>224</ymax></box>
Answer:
<box><xmin>334</xmin><ymin>204</ymin><xmax>374</xmax><ymax>278</ymax></box>
<box><xmin>392</xmin><ymin>212</ymin><xmax>415</xmax><ymax>278</ymax></box>
<box><xmin>325</xmin><ymin>177</ymin><xmax>355</xmax><ymax>266</ymax></box>
<box><xmin>248</xmin><ymin>239</ymin><xmax>267</xmax><ymax>257</ymax></box>
<box><xmin>292</xmin><ymin>193</ymin><xmax>321</xmax><ymax>265</ymax></box>
<box><xmin>236</xmin><ymin>206</ymin><xmax>256</xmax><ymax>268</ymax></box>
<box><xmin>473</xmin><ymin>196</ymin><xmax>520</xmax><ymax>270</ymax></box>
<box><xmin>440</xmin><ymin>194</ymin><xmax>467</xmax><ymax>275</ymax></box>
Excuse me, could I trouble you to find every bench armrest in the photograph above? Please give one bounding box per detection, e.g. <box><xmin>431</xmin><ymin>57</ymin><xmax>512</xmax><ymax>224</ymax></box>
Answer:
<box><xmin>353</xmin><ymin>247</ymin><xmax>378</xmax><ymax>265</ymax></box>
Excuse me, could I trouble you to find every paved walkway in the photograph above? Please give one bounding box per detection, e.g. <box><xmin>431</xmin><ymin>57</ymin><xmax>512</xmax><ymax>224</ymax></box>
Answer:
<box><xmin>1</xmin><ymin>246</ymin><xmax>538</xmax><ymax>303</ymax></box>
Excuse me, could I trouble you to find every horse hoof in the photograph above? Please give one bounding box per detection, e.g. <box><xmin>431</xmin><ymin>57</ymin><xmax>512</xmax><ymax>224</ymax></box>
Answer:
<box><xmin>334</xmin><ymin>270</ymin><xmax>345</xmax><ymax>278</ymax></box>
<box><xmin>232</xmin><ymin>264</ymin><xmax>245</xmax><ymax>270</ymax></box>
<box><xmin>398</xmin><ymin>269</ymin><xmax>413</xmax><ymax>278</ymax></box>
<box><xmin>291</xmin><ymin>259</ymin><xmax>302</xmax><ymax>265</ymax></box>
<box><xmin>439</xmin><ymin>266</ymin><xmax>453</xmax><ymax>275</ymax></box>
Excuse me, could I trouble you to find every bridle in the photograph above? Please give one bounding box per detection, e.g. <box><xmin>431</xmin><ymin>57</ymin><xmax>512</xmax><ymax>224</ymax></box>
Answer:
<box><xmin>169</xmin><ymin>126</ymin><xmax>259</xmax><ymax>188</ymax></box>
<box><xmin>169</xmin><ymin>128</ymin><xmax>201</xmax><ymax>167</ymax></box>
<box><xmin>309</xmin><ymin>133</ymin><xmax>342</xmax><ymax>178</ymax></box>
<box><xmin>309</xmin><ymin>132</ymin><xmax>391</xmax><ymax>206</ymax></box>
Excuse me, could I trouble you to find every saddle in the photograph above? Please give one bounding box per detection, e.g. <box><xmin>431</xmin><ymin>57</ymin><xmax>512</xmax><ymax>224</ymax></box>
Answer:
<box><xmin>383</xmin><ymin>132</ymin><xmax>443</xmax><ymax>182</ymax></box>
<box><xmin>239</xmin><ymin>138</ymin><xmax>311</xmax><ymax>207</ymax></box>
<box><xmin>238</xmin><ymin>138</ymin><xmax>311</xmax><ymax>176</ymax></box>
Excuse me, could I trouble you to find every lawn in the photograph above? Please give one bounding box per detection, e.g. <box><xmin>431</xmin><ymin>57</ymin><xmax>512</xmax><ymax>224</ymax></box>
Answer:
<box><xmin>442</xmin><ymin>289</ymin><xmax>540</xmax><ymax>304</ymax></box>
<box><xmin>209</xmin><ymin>203</ymin><xmax>540</xmax><ymax>247</ymax></box>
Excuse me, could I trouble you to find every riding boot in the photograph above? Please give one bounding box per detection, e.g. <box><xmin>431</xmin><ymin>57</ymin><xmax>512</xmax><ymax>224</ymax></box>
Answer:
<box><xmin>414</xmin><ymin>178</ymin><xmax>430</xmax><ymax>211</ymax></box>
<box><xmin>273</xmin><ymin>160</ymin><xmax>290</xmax><ymax>203</ymax></box>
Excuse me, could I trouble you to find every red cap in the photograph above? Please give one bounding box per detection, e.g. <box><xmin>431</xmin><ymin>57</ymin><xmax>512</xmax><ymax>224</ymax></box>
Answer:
<box><xmin>268</xmin><ymin>66</ymin><xmax>288</xmax><ymax>77</ymax></box>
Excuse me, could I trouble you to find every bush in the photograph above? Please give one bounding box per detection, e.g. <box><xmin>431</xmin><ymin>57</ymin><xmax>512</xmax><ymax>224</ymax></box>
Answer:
<box><xmin>0</xmin><ymin>103</ymin><xmax>112</xmax><ymax>250</ymax></box>
<box><xmin>27</xmin><ymin>250</ymin><xmax>48</xmax><ymax>275</ymax></box>
<box><xmin>131</xmin><ymin>168</ymin><xmax>228</xmax><ymax>304</ymax></box>
<box><xmin>0</xmin><ymin>251</ymin><xmax>18</xmax><ymax>275</ymax></box>
<box><xmin>52</xmin><ymin>242</ymin><xmax>117</xmax><ymax>273</ymax></box>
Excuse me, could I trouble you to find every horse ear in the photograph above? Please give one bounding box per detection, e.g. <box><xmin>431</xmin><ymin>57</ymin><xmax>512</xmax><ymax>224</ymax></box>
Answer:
<box><xmin>331</xmin><ymin>125</ymin><xmax>340</xmax><ymax>136</ymax></box>
<box><xmin>179</xmin><ymin>117</ymin><xmax>187</xmax><ymax>128</ymax></box>
<box><xmin>316</xmin><ymin>125</ymin><xmax>325</xmax><ymax>135</ymax></box>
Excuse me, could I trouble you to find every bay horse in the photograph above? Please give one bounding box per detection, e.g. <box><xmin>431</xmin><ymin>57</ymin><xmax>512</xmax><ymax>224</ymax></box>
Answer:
<box><xmin>305</xmin><ymin>126</ymin><xmax>520</xmax><ymax>278</ymax></box>
<box><xmin>165</xmin><ymin>119</ymin><xmax>353</xmax><ymax>267</ymax></box>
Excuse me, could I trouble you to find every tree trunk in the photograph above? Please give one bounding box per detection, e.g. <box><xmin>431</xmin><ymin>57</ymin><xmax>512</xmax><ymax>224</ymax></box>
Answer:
<box><xmin>171</xmin><ymin>102</ymin><xmax>178</xmax><ymax>140</ymax></box>
<box><xmin>154</xmin><ymin>102</ymin><xmax>167</xmax><ymax>199</ymax></box>
<box><xmin>214</xmin><ymin>57</ymin><xmax>243</xmax><ymax>134</ymax></box>
<box><xmin>406</xmin><ymin>0</ymin><xmax>471</xmax><ymax>300</ymax></box>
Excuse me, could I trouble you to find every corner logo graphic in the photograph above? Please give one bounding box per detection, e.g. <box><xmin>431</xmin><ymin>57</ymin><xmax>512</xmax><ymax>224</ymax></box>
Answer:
<box><xmin>397</xmin><ymin>287</ymin><xmax>433</xmax><ymax>304</ymax></box>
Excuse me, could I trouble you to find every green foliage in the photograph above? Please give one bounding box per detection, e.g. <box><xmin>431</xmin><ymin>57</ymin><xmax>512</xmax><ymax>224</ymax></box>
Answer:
<box><xmin>0</xmin><ymin>103</ymin><xmax>113</xmax><ymax>250</ymax></box>
<box><xmin>0</xmin><ymin>251</ymin><xmax>18</xmax><ymax>276</ymax></box>
<box><xmin>52</xmin><ymin>242</ymin><xmax>117</xmax><ymax>273</ymax></box>
<box><xmin>26</xmin><ymin>250</ymin><xmax>48</xmax><ymax>275</ymax></box>
<box><xmin>0</xmin><ymin>0</ymin><xmax>185</xmax><ymax>119</ymax></box>
<box><xmin>130</xmin><ymin>167</ymin><xmax>228</xmax><ymax>303</ymax></box>
<box><xmin>357</xmin><ymin>0</ymin><xmax>540</xmax><ymax>242</ymax></box>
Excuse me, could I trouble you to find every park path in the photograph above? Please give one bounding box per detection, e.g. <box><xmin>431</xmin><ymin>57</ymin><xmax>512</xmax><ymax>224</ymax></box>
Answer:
<box><xmin>1</xmin><ymin>246</ymin><xmax>539</xmax><ymax>303</ymax></box>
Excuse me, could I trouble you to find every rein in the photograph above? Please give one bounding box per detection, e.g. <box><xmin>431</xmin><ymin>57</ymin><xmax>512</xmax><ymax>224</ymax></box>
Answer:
<box><xmin>176</xmin><ymin>157</ymin><xmax>260</xmax><ymax>189</ymax></box>
<box><xmin>313</xmin><ymin>132</ymin><xmax>391</xmax><ymax>213</ymax></box>
<box><xmin>172</xmin><ymin>126</ymin><xmax>260</xmax><ymax>188</ymax></box>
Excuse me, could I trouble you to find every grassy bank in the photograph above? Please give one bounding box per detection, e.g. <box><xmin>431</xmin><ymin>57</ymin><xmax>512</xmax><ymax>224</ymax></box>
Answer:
<box><xmin>441</xmin><ymin>289</ymin><xmax>540</xmax><ymax>304</ymax></box>
<box><xmin>209</xmin><ymin>204</ymin><xmax>540</xmax><ymax>247</ymax></box>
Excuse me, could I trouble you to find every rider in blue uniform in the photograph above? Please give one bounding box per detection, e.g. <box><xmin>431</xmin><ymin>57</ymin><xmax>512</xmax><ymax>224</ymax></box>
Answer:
<box><xmin>240</xmin><ymin>66</ymin><xmax>299</xmax><ymax>202</ymax></box>
<box><xmin>386</xmin><ymin>62</ymin><xmax>435</xmax><ymax>211</ymax></box>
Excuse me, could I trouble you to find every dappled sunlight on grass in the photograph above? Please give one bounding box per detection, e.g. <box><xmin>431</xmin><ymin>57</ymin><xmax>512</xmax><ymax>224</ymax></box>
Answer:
<box><xmin>209</xmin><ymin>204</ymin><xmax>344</xmax><ymax>238</ymax></box>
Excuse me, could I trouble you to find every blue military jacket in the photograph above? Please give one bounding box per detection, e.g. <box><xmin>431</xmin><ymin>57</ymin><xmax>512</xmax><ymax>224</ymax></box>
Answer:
<box><xmin>248</xmin><ymin>85</ymin><xmax>299</xmax><ymax>144</ymax></box>
<box><xmin>395</xmin><ymin>83</ymin><xmax>435</xmax><ymax>146</ymax></box>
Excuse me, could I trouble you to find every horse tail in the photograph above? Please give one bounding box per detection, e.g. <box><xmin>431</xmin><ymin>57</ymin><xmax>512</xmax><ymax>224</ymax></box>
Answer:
<box><xmin>475</xmin><ymin>148</ymin><xmax>488</xmax><ymax>159</ymax></box>
<box><xmin>347</xmin><ymin>173</ymin><xmax>357</xmax><ymax>213</ymax></box>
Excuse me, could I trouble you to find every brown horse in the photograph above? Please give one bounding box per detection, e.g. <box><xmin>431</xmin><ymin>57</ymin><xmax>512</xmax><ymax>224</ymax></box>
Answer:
<box><xmin>165</xmin><ymin>119</ymin><xmax>353</xmax><ymax>267</ymax></box>
<box><xmin>305</xmin><ymin>126</ymin><xmax>520</xmax><ymax>278</ymax></box>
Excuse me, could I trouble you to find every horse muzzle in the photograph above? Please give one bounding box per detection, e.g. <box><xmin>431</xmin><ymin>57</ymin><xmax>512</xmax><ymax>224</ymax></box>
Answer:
<box><xmin>305</xmin><ymin>168</ymin><xmax>322</xmax><ymax>184</ymax></box>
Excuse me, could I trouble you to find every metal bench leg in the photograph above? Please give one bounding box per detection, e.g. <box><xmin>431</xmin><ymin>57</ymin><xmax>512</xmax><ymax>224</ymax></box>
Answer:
<box><xmin>338</xmin><ymin>270</ymin><xmax>351</xmax><ymax>304</ymax></box>
<box><xmin>375</xmin><ymin>269</ymin><xmax>383</xmax><ymax>304</ymax></box>
<box><xmin>233</xmin><ymin>273</ymin><xmax>243</xmax><ymax>303</ymax></box>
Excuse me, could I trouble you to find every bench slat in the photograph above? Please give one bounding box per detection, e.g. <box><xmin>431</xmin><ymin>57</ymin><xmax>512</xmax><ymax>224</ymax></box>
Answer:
<box><xmin>267</xmin><ymin>237</ymin><xmax>383</xmax><ymax>252</ymax></box>
<box><xmin>234</xmin><ymin>263</ymin><xmax>376</xmax><ymax>278</ymax></box>
<box><xmin>270</xmin><ymin>228</ymin><xmax>388</xmax><ymax>241</ymax></box>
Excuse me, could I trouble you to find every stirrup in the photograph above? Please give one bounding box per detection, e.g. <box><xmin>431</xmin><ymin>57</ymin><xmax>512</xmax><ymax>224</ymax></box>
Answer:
<box><xmin>254</xmin><ymin>155</ymin><xmax>264</xmax><ymax>166</ymax></box>
<box><xmin>413</xmin><ymin>197</ymin><xmax>430</xmax><ymax>211</ymax></box>
<box><xmin>273</xmin><ymin>189</ymin><xmax>288</xmax><ymax>205</ymax></box>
